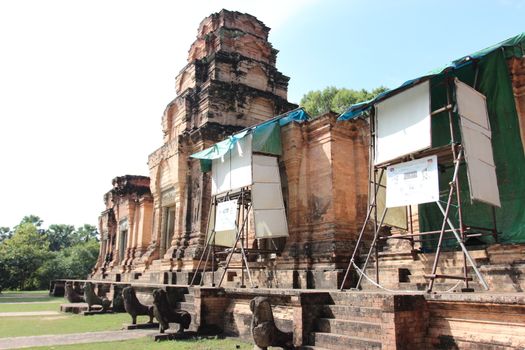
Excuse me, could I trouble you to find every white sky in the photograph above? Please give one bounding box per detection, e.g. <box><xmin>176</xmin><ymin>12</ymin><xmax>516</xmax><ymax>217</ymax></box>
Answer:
<box><xmin>1</xmin><ymin>0</ymin><xmax>523</xmax><ymax>229</ymax></box>
<box><xmin>0</xmin><ymin>0</ymin><xmax>318</xmax><ymax>229</ymax></box>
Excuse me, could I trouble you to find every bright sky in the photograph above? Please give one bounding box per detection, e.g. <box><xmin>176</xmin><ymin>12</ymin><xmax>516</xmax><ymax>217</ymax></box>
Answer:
<box><xmin>0</xmin><ymin>0</ymin><xmax>523</xmax><ymax>229</ymax></box>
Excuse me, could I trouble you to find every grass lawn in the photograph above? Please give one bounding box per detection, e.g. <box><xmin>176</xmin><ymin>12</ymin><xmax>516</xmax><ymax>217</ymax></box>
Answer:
<box><xmin>0</xmin><ymin>299</ymin><xmax>64</xmax><ymax>312</ymax></box>
<box><xmin>0</xmin><ymin>291</ymin><xmax>259</xmax><ymax>350</ymax></box>
<box><xmin>1</xmin><ymin>290</ymin><xmax>50</xmax><ymax>294</ymax></box>
<box><xmin>29</xmin><ymin>337</ymin><xmax>253</xmax><ymax>350</ymax></box>
<box><xmin>0</xmin><ymin>313</ymin><xmax>143</xmax><ymax>338</ymax></box>
<box><xmin>0</xmin><ymin>290</ymin><xmax>56</xmax><ymax>304</ymax></box>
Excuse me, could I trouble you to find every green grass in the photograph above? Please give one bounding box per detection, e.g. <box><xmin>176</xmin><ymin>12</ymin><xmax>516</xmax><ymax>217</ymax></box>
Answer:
<box><xmin>0</xmin><ymin>297</ymin><xmax>57</xmax><ymax>303</ymax></box>
<box><xmin>0</xmin><ymin>291</ymin><xmax>257</xmax><ymax>350</ymax></box>
<box><xmin>0</xmin><ymin>313</ymin><xmax>144</xmax><ymax>338</ymax></box>
<box><xmin>0</xmin><ymin>299</ymin><xmax>64</xmax><ymax>312</ymax></box>
<box><xmin>0</xmin><ymin>290</ymin><xmax>56</xmax><ymax>303</ymax></box>
<box><xmin>29</xmin><ymin>337</ymin><xmax>253</xmax><ymax>350</ymax></box>
<box><xmin>1</xmin><ymin>290</ymin><xmax>50</xmax><ymax>294</ymax></box>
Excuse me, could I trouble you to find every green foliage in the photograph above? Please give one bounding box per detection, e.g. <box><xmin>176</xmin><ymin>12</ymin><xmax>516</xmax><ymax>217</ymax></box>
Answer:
<box><xmin>18</xmin><ymin>214</ymin><xmax>43</xmax><ymax>228</ymax></box>
<box><xmin>0</xmin><ymin>223</ymin><xmax>51</xmax><ymax>290</ymax></box>
<box><xmin>0</xmin><ymin>227</ymin><xmax>11</xmax><ymax>243</ymax></box>
<box><xmin>46</xmin><ymin>224</ymin><xmax>76</xmax><ymax>251</ymax></box>
<box><xmin>36</xmin><ymin>240</ymin><xmax>100</xmax><ymax>289</ymax></box>
<box><xmin>300</xmin><ymin>86</ymin><xmax>388</xmax><ymax>117</ymax></box>
<box><xmin>0</xmin><ymin>216</ymin><xmax>100</xmax><ymax>291</ymax></box>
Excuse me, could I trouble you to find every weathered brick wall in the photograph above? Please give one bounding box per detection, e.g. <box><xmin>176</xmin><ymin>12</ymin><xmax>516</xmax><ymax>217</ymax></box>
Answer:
<box><xmin>426</xmin><ymin>294</ymin><xmax>525</xmax><ymax>349</ymax></box>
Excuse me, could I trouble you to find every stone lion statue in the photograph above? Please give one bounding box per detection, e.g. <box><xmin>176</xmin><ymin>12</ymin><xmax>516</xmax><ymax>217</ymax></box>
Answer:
<box><xmin>83</xmin><ymin>282</ymin><xmax>111</xmax><ymax>312</ymax></box>
<box><xmin>250</xmin><ymin>297</ymin><xmax>294</xmax><ymax>350</ymax></box>
<box><xmin>65</xmin><ymin>281</ymin><xmax>84</xmax><ymax>303</ymax></box>
<box><xmin>151</xmin><ymin>288</ymin><xmax>191</xmax><ymax>333</ymax></box>
<box><xmin>122</xmin><ymin>286</ymin><xmax>154</xmax><ymax>324</ymax></box>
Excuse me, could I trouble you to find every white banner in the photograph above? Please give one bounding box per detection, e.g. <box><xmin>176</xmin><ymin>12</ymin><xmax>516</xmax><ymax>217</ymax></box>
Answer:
<box><xmin>455</xmin><ymin>79</ymin><xmax>500</xmax><ymax>207</ymax></box>
<box><xmin>215</xmin><ymin>200</ymin><xmax>238</xmax><ymax>232</ymax></box>
<box><xmin>386</xmin><ymin>155</ymin><xmax>439</xmax><ymax>208</ymax></box>
<box><xmin>375</xmin><ymin>81</ymin><xmax>431</xmax><ymax>165</ymax></box>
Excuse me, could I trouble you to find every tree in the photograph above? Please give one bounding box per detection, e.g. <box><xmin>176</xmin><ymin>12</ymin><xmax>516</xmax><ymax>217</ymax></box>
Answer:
<box><xmin>0</xmin><ymin>227</ymin><xmax>11</xmax><ymax>243</ymax></box>
<box><xmin>300</xmin><ymin>86</ymin><xmax>388</xmax><ymax>117</ymax></box>
<box><xmin>74</xmin><ymin>224</ymin><xmax>99</xmax><ymax>243</ymax></box>
<box><xmin>0</xmin><ymin>223</ymin><xmax>51</xmax><ymax>290</ymax></box>
<box><xmin>46</xmin><ymin>224</ymin><xmax>76</xmax><ymax>251</ymax></box>
<box><xmin>35</xmin><ymin>240</ymin><xmax>99</xmax><ymax>288</ymax></box>
<box><xmin>18</xmin><ymin>215</ymin><xmax>43</xmax><ymax>228</ymax></box>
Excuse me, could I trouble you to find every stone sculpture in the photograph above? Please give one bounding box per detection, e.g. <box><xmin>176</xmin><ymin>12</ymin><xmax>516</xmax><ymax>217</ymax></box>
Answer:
<box><xmin>250</xmin><ymin>297</ymin><xmax>294</xmax><ymax>350</ymax></box>
<box><xmin>83</xmin><ymin>282</ymin><xmax>111</xmax><ymax>312</ymax></box>
<box><xmin>65</xmin><ymin>281</ymin><xmax>84</xmax><ymax>303</ymax></box>
<box><xmin>111</xmin><ymin>285</ymin><xmax>125</xmax><ymax>313</ymax></box>
<box><xmin>122</xmin><ymin>286</ymin><xmax>154</xmax><ymax>324</ymax></box>
<box><xmin>151</xmin><ymin>288</ymin><xmax>191</xmax><ymax>333</ymax></box>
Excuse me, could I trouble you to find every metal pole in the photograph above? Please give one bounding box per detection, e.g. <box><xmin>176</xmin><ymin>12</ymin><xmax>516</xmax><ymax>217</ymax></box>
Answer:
<box><xmin>427</xmin><ymin>150</ymin><xmax>462</xmax><ymax>293</ymax></box>
<box><xmin>374</xmin><ymin>169</ymin><xmax>380</xmax><ymax>284</ymax></box>
<box><xmin>339</xmin><ymin>170</ymin><xmax>384</xmax><ymax>290</ymax></box>
<box><xmin>211</xmin><ymin>228</ymin><xmax>216</xmax><ymax>287</ymax></box>
<box><xmin>446</xmin><ymin>81</ymin><xmax>469</xmax><ymax>290</ymax></box>
<box><xmin>356</xmin><ymin>207</ymin><xmax>388</xmax><ymax>289</ymax></box>
<box><xmin>436</xmin><ymin>201</ymin><xmax>489</xmax><ymax>290</ymax></box>
<box><xmin>190</xmin><ymin>197</ymin><xmax>215</xmax><ymax>286</ymax></box>
<box><xmin>239</xmin><ymin>205</ymin><xmax>255</xmax><ymax>288</ymax></box>
<box><xmin>340</xmin><ymin>110</ymin><xmax>382</xmax><ymax>290</ymax></box>
<box><xmin>217</xmin><ymin>199</ymin><xmax>252</xmax><ymax>287</ymax></box>
<box><xmin>239</xmin><ymin>191</ymin><xmax>245</xmax><ymax>288</ymax></box>
<box><xmin>408</xmin><ymin>205</ymin><xmax>415</xmax><ymax>253</ymax></box>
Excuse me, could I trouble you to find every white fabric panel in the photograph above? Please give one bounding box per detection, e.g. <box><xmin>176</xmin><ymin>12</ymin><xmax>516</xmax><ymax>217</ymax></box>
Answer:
<box><xmin>460</xmin><ymin>118</ymin><xmax>495</xmax><ymax>166</ymax></box>
<box><xmin>207</xmin><ymin>201</ymin><xmax>236</xmax><ymax>247</ymax></box>
<box><xmin>215</xmin><ymin>200</ymin><xmax>238</xmax><ymax>231</ymax></box>
<box><xmin>252</xmin><ymin>154</ymin><xmax>280</xmax><ymax>183</ymax></box>
<box><xmin>460</xmin><ymin>119</ymin><xmax>500</xmax><ymax>207</ymax></box>
<box><xmin>375</xmin><ymin>81</ymin><xmax>431</xmax><ymax>165</ymax></box>
<box><xmin>455</xmin><ymin>79</ymin><xmax>490</xmax><ymax>130</ymax></box>
<box><xmin>372</xmin><ymin>173</ymin><xmax>408</xmax><ymax>229</ymax></box>
<box><xmin>386</xmin><ymin>155</ymin><xmax>439</xmax><ymax>208</ymax></box>
<box><xmin>230</xmin><ymin>135</ymin><xmax>253</xmax><ymax>190</ymax></box>
<box><xmin>211</xmin><ymin>152</ymin><xmax>231</xmax><ymax>195</ymax></box>
<box><xmin>211</xmin><ymin>136</ymin><xmax>253</xmax><ymax>195</ymax></box>
<box><xmin>455</xmin><ymin>80</ymin><xmax>500</xmax><ymax>207</ymax></box>
<box><xmin>252</xmin><ymin>183</ymin><xmax>285</xmax><ymax>210</ymax></box>
<box><xmin>465</xmin><ymin>159</ymin><xmax>501</xmax><ymax>207</ymax></box>
<box><xmin>254</xmin><ymin>209</ymin><xmax>289</xmax><ymax>238</ymax></box>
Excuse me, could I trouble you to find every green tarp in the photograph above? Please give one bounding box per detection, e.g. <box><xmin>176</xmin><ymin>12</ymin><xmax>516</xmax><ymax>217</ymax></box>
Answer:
<box><xmin>190</xmin><ymin>108</ymin><xmax>310</xmax><ymax>172</ymax></box>
<box><xmin>338</xmin><ymin>33</ymin><xmax>525</xmax><ymax>247</ymax></box>
<box><xmin>419</xmin><ymin>46</ymin><xmax>525</xmax><ymax>249</ymax></box>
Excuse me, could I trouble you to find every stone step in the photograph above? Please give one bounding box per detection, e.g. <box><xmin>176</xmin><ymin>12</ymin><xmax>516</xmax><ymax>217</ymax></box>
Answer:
<box><xmin>174</xmin><ymin>301</ymin><xmax>194</xmax><ymax>312</ymax></box>
<box><xmin>316</xmin><ymin>318</ymin><xmax>381</xmax><ymax>339</ymax></box>
<box><xmin>320</xmin><ymin>305</ymin><xmax>382</xmax><ymax>323</ymax></box>
<box><xmin>313</xmin><ymin>332</ymin><xmax>382</xmax><ymax>350</ymax></box>
<box><xmin>328</xmin><ymin>292</ymin><xmax>385</xmax><ymax>308</ymax></box>
<box><xmin>183</xmin><ymin>294</ymin><xmax>194</xmax><ymax>303</ymax></box>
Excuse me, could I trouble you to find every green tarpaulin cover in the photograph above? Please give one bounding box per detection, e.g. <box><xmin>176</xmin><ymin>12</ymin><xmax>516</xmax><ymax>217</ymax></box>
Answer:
<box><xmin>339</xmin><ymin>33</ymin><xmax>525</xmax><ymax>246</ymax></box>
<box><xmin>190</xmin><ymin>108</ymin><xmax>309</xmax><ymax>172</ymax></box>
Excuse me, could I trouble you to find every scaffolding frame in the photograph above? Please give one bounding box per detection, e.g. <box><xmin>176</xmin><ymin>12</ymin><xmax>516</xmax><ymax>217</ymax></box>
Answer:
<box><xmin>340</xmin><ymin>78</ymin><xmax>498</xmax><ymax>293</ymax></box>
<box><xmin>191</xmin><ymin>188</ymin><xmax>262</xmax><ymax>288</ymax></box>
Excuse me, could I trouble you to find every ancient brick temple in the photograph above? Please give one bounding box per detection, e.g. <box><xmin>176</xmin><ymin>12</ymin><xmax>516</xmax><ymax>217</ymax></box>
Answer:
<box><xmin>87</xmin><ymin>11</ymin><xmax>525</xmax><ymax>349</ymax></box>
<box><xmin>91</xmin><ymin>10</ymin><xmax>370</xmax><ymax>288</ymax></box>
